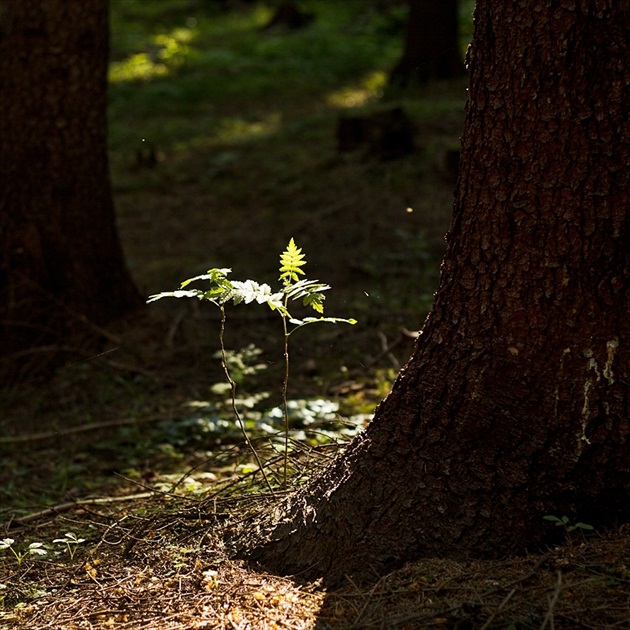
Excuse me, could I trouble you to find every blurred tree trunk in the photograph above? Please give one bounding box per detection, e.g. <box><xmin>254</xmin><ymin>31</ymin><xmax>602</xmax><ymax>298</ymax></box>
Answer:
<box><xmin>0</xmin><ymin>0</ymin><xmax>141</xmax><ymax>376</ymax></box>
<box><xmin>389</xmin><ymin>0</ymin><xmax>464</xmax><ymax>86</ymax></box>
<box><xmin>242</xmin><ymin>0</ymin><xmax>630</xmax><ymax>585</ymax></box>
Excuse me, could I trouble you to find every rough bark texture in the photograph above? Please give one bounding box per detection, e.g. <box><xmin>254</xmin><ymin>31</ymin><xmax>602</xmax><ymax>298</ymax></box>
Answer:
<box><xmin>0</xmin><ymin>0</ymin><xmax>141</xmax><ymax>372</ymax></box>
<box><xmin>389</xmin><ymin>0</ymin><xmax>464</xmax><ymax>86</ymax></box>
<box><xmin>242</xmin><ymin>0</ymin><xmax>630</xmax><ymax>585</ymax></box>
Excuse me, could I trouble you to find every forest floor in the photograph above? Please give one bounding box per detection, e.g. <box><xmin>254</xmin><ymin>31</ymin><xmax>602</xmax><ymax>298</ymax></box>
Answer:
<box><xmin>2</xmin><ymin>1</ymin><xmax>630</xmax><ymax>628</ymax></box>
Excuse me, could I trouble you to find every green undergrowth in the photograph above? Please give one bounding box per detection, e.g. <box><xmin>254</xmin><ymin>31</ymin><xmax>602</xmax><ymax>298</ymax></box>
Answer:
<box><xmin>108</xmin><ymin>0</ymin><xmax>403</xmax><ymax>161</ymax></box>
<box><xmin>109</xmin><ymin>0</ymin><xmax>470</xmax><ymax>322</ymax></box>
<box><xmin>1</xmin><ymin>0</ymin><xmax>475</xmax><ymax>526</ymax></box>
<box><xmin>3</xmin><ymin>0</ymin><xmax>472</xmax><ymax>515</ymax></box>
<box><xmin>0</xmin><ymin>340</ymin><xmax>381</xmax><ymax>519</ymax></box>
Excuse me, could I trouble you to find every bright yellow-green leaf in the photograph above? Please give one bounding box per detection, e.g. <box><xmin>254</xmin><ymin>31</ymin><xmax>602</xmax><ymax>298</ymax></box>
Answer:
<box><xmin>279</xmin><ymin>237</ymin><xmax>306</xmax><ymax>285</ymax></box>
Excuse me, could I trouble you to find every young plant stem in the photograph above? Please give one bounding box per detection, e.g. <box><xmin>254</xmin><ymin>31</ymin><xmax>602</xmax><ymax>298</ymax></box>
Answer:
<box><xmin>282</xmin><ymin>309</ymin><xmax>290</xmax><ymax>488</ymax></box>
<box><xmin>219</xmin><ymin>307</ymin><xmax>272</xmax><ymax>492</ymax></box>
<box><xmin>148</xmin><ymin>239</ymin><xmax>356</xmax><ymax>491</ymax></box>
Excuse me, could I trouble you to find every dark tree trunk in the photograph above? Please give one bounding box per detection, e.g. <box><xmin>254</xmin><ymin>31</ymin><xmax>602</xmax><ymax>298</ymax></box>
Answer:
<box><xmin>389</xmin><ymin>0</ymin><xmax>464</xmax><ymax>86</ymax></box>
<box><xmin>0</xmin><ymin>0</ymin><xmax>141</xmax><ymax>374</ymax></box>
<box><xmin>242</xmin><ymin>0</ymin><xmax>630</xmax><ymax>585</ymax></box>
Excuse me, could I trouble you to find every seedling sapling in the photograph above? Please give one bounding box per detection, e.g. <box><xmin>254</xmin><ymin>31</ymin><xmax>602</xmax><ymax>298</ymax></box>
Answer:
<box><xmin>53</xmin><ymin>533</ymin><xmax>86</xmax><ymax>561</ymax></box>
<box><xmin>148</xmin><ymin>238</ymin><xmax>356</xmax><ymax>487</ymax></box>
<box><xmin>0</xmin><ymin>538</ymin><xmax>47</xmax><ymax>567</ymax></box>
<box><xmin>543</xmin><ymin>514</ymin><xmax>594</xmax><ymax>544</ymax></box>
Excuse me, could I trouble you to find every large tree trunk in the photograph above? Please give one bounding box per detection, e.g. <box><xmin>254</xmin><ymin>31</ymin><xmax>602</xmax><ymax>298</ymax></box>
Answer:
<box><xmin>389</xmin><ymin>0</ymin><xmax>464</xmax><ymax>86</ymax></box>
<box><xmin>242</xmin><ymin>0</ymin><xmax>630</xmax><ymax>585</ymax></box>
<box><xmin>0</xmin><ymin>0</ymin><xmax>141</xmax><ymax>374</ymax></box>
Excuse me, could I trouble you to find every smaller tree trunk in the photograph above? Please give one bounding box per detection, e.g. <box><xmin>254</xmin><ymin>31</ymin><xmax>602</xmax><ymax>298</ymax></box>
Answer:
<box><xmin>0</xmin><ymin>0</ymin><xmax>142</xmax><ymax>378</ymax></box>
<box><xmin>390</xmin><ymin>0</ymin><xmax>464</xmax><ymax>86</ymax></box>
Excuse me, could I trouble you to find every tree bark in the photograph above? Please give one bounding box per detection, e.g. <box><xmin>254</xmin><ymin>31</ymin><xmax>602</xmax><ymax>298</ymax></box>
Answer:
<box><xmin>0</xmin><ymin>0</ymin><xmax>141</xmax><ymax>373</ymax></box>
<box><xmin>389</xmin><ymin>0</ymin><xmax>464</xmax><ymax>86</ymax></box>
<box><xmin>241</xmin><ymin>0</ymin><xmax>630</xmax><ymax>585</ymax></box>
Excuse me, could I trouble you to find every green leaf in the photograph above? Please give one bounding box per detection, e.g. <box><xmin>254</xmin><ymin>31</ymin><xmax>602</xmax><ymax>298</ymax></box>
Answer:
<box><xmin>304</xmin><ymin>294</ymin><xmax>324</xmax><ymax>313</ymax></box>
<box><xmin>203</xmin><ymin>285</ymin><xmax>233</xmax><ymax>303</ymax></box>
<box><xmin>289</xmin><ymin>316</ymin><xmax>357</xmax><ymax>328</ymax></box>
<box><xmin>231</xmin><ymin>279</ymin><xmax>285</xmax><ymax>310</ymax></box>
<box><xmin>279</xmin><ymin>237</ymin><xmax>306</xmax><ymax>285</ymax></box>
<box><xmin>283</xmin><ymin>278</ymin><xmax>332</xmax><ymax>313</ymax></box>
<box><xmin>148</xmin><ymin>268</ymin><xmax>237</xmax><ymax>304</ymax></box>
<box><xmin>28</xmin><ymin>543</ymin><xmax>47</xmax><ymax>557</ymax></box>
<box><xmin>286</xmin><ymin>279</ymin><xmax>329</xmax><ymax>298</ymax></box>
<box><xmin>147</xmin><ymin>290</ymin><xmax>203</xmax><ymax>303</ymax></box>
<box><xmin>180</xmin><ymin>268</ymin><xmax>232</xmax><ymax>288</ymax></box>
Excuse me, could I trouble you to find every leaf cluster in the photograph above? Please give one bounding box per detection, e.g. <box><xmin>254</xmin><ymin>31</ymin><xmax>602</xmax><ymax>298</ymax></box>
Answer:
<box><xmin>148</xmin><ymin>237</ymin><xmax>356</xmax><ymax>488</ymax></box>
<box><xmin>543</xmin><ymin>515</ymin><xmax>594</xmax><ymax>533</ymax></box>
<box><xmin>148</xmin><ymin>238</ymin><xmax>356</xmax><ymax>329</ymax></box>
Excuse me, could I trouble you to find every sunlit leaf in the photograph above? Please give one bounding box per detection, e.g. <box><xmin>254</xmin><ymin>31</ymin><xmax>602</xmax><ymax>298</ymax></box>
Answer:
<box><xmin>179</xmin><ymin>268</ymin><xmax>231</xmax><ymax>287</ymax></box>
<box><xmin>147</xmin><ymin>290</ymin><xmax>202</xmax><ymax>303</ymax></box>
<box><xmin>279</xmin><ymin>237</ymin><xmax>306</xmax><ymax>285</ymax></box>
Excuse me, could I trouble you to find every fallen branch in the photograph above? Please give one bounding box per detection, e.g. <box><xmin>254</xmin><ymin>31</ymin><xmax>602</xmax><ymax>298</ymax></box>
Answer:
<box><xmin>6</xmin><ymin>492</ymin><xmax>155</xmax><ymax>527</ymax></box>
<box><xmin>0</xmin><ymin>413</ymin><xmax>172</xmax><ymax>445</ymax></box>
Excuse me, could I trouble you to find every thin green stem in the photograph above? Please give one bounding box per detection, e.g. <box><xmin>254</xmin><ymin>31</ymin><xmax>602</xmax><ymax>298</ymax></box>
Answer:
<box><xmin>282</xmin><ymin>306</ymin><xmax>290</xmax><ymax>488</ymax></box>
<box><xmin>218</xmin><ymin>307</ymin><xmax>272</xmax><ymax>492</ymax></box>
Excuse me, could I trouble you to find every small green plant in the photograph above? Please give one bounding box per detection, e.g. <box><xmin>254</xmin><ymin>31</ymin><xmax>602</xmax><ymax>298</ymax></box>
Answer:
<box><xmin>53</xmin><ymin>533</ymin><xmax>86</xmax><ymax>561</ymax></box>
<box><xmin>543</xmin><ymin>514</ymin><xmax>594</xmax><ymax>534</ymax></box>
<box><xmin>148</xmin><ymin>238</ymin><xmax>356</xmax><ymax>487</ymax></box>
<box><xmin>0</xmin><ymin>538</ymin><xmax>47</xmax><ymax>567</ymax></box>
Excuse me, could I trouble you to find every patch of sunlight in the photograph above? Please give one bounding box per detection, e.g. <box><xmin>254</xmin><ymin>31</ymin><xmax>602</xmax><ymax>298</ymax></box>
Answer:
<box><xmin>173</xmin><ymin>113</ymin><xmax>282</xmax><ymax>154</ymax></box>
<box><xmin>207</xmin><ymin>3</ymin><xmax>273</xmax><ymax>36</ymax></box>
<box><xmin>218</xmin><ymin>113</ymin><xmax>282</xmax><ymax>142</ymax></box>
<box><xmin>326</xmin><ymin>70</ymin><xmax>387</xmax><ymax>108</ymax></box>
<box><xmin>109</xmin><ymin>26</ymin><xmax>195</xmax><ymax>83</ymax></box>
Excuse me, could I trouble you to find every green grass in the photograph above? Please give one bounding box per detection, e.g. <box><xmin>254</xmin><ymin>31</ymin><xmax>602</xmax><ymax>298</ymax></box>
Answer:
<box><xmin>124</xmin><ymin>10</ymin><xmax>472</xmax><ymax>300</ymax></box>
<box><xmin>108</xmin><ymin>1</ymin><xmax>472</xmax><ymax>166</ymax></box>
<box><xmin>108</xmin><ymin>1</ymin><xmax>404</xmax><ymax>145</ymax></box>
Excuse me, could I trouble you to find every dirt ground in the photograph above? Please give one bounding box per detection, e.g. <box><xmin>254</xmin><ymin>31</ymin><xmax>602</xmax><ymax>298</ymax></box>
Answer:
<box><xmin>2</xmin><ymin>3</ymin><xmax>630</xmax><ymax>625</ymax></box>
<box><xmin>2</xmin><ymin>484</ymin><xmax>630</xmax><ymax>628</ymax></box>
<box><xmin>3</xmin><ymin>121</ymin><xmax>630</xmax><ymax>625</ymax></box>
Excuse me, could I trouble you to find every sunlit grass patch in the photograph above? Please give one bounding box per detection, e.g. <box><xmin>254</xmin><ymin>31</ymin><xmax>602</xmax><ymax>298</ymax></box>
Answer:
<box><xmin>151</xmin><ymin>113</ymin><xmax>283</xmax><ymax>165</ymax></box>
<box><xmin>109</xmin><ymin>26</ymin><xmax>195</xmax><ymax>83</ymax></box>
<box><xmin>201</xmin><ymin>3</ymin><xmax>274</xmax><ymax>36</ymax></box>
<box><xmin>215</xmin><ymin>112</ymin><xmax>283</xmax><ymax>143</ymax></box>
<box><xmin>326</xmin><ymin>69</ymin><xmax>388</xmax><ymax>108</ymax></box>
